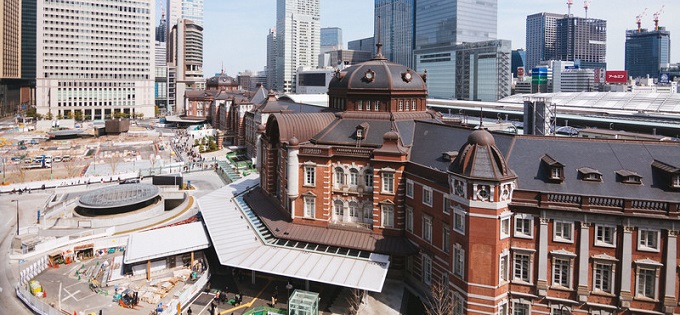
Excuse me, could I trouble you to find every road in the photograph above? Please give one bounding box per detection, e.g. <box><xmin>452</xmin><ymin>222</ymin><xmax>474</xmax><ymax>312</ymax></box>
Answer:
<box><xmin>0</xmin><ymin>191</ymin><xmax>51</xmax><ymax>314</ymax></box>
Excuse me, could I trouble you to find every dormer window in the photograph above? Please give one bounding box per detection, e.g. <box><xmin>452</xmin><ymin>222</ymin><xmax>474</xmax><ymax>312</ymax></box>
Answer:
<box><xmin>442</xmin><ymin>151</ymin><xmax>458</xmax><ymax>162</ymax></box>
<box><xmin>578</xmin><ymin>167</ymin><xmax>602</xmax><ymax>182</ymax></box>
<box><xmin>355</xmin><ymin>122</ymin><xmax>368</xmax><ymax>140</ymax></box>
<box><xmin>616</xmin><ymin>170</ymin><xmax>642</xmax><ymax>185</ymax></box>
<box><xmin>651</xmin><ymin>160</ymin><xmax>680</xmax><ymax>190</ymax></box>
<box><xmin>541</xmin><ymin>154</ymin><xmax>564</xmax><ymax>182</ymax></box>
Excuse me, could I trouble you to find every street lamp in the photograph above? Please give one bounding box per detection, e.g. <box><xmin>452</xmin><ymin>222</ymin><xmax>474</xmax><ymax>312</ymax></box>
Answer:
<box><xmin>11</xmin><ymin>199</ymin><xmax>19</xmax><ymax>236</ymax></box>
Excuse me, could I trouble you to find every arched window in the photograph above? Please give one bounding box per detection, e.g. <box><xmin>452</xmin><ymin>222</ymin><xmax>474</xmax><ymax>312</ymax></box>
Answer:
<box><xmin>335</xmin><ymin>167</ymin><xmax>345</xmax><ymax>188</ymax></box>
<box><xmin>349</xmin><ymin>202</ymin><xmax>359</xmax><ymax>218</ymax></box>
<box><xmin>334</xmin><ymin>200</ymin><xmax>344</xmax><ymax>218</ymax></box>
<box><xmin>349</xmin><ymin>168</ymin><xmax>359</xmax><ymax>186</ymax></box>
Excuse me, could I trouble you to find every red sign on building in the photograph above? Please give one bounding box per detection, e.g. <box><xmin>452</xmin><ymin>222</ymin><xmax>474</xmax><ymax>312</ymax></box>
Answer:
<box><xmin>605</xmin><ymin>70</ymin><xmax>628</xmax><ymax>84</ymax></box>
<box><xmin>517</xmin><ymin>67</ymin><xmax>525</xmax><ymax>78</ymax></box>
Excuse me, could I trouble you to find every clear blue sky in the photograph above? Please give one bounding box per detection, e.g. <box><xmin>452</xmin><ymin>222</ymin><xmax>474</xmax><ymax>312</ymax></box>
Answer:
<box><xmin>182</xmin><ymin>0</ymin><xmax>680</xmax><ymax>76</ymax></box>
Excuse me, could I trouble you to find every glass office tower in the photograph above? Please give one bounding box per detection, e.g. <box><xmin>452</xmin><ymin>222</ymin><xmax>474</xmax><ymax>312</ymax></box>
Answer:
<box><xmin>625</xmin><ymin>27</ymin><xmax>671</xmax><ymax>79</ymax></box>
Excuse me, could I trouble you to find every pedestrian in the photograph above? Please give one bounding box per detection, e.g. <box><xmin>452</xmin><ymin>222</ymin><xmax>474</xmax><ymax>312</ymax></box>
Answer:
<box><xmin>271</xmin><ymin>286</ymin><xmax>278</xmax><ymax>306</ymax></box>
<box><xmin>215</xmin><ymin>290</ymin><xmax>220</xmax><ymax>303</ymax></box>
<box><xmin>187</xmin><ymin>307</ymin><xmax>192</xmax><ymax>315</ymax></box>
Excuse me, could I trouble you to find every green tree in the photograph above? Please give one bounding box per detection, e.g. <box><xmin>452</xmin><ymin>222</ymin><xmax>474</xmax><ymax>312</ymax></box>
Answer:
<box><xmin>73</xmin><ymin>110</ymin><xmax>83</xmax><ymax>122</ymax></box>
<box><xmin>56</xmin><ymin>113</ymin><xmax>64</xmax><ymax>120</ymax></box>
<box><xmin>45</xmin><ymin>112</ymin><xmax>54</xmax><ymax>120</ymax></box>
<box><xmin>64</xmin><ymin>111</ymin><xmax>73</xmax><ymax>119</ymax></box>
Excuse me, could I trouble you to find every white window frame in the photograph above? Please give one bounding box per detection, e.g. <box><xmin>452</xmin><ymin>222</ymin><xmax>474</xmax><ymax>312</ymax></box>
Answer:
<box><xmin>422</xmin><ymin>254</ymin><xmax>432</xmax><ymax>285</ymax></box>
<box><xmin>499</xmin><ymin>251</ymin><xmax>510</xmax><ymax>285</ymax></box>
<box><xmin>442</xmin><ymin>224</ymin><xmax>450</xmax><ymax>253</ymax></box>
<box><xmin>304</xmin><ymin>166</ymin><xmax>315</xmax><ymax>186</ymax></box>
<box><xmin>349</xmin><ymin>168</ymin><xmax>359</xmax><ymax>186</ymax></box>
<box><xmin>553</xmin><ymin>221</ymin><xmax>574</xmax><ymax>243</ymax></box>
<box><xmin>512</xmin><ymin>301</ymin><xmax>530</xmax><ymax>315</ymax></box>
<box><xmin>592</xmin><ymin>261</ymin><xmax>615</xmax><ymax>295</ymax></box>
<box><xmin>637</xmin><ymin>229</ymin><xmax>660</xmax><ymax>252</ymax></box>
<box><xmin>357</xmin><ymin>100</ymin><xmax>363</xmax><ymax>111</ymax></box>
<box><xmin>453</xmin><ymin>244</ymin><xmax>465</xmax><ymax>278</ymax></box>
<box><xmin>405</xmin><ymin>179</ymin><xmax>414</xmax><ymax>198</ymax></box>
<box><xmin>673</xmin><ymin>174</ymin><xmax>680</xmax><ymax>188</ymax></box>
<box><xmin>423</xmin><ymin>215</ymin><xmax>433</xmax><ymax>242</ymax></box>
<box><xmin>453</xmin><ymin>293</ymin><xmax>464</xmax><ymax>315</ymax></box>
<box><xmin>349</xmin><ymin>202</ymin><xmax>359</xmax><ymax>218</ymax></box>
<box><xmin>512</xmin><ymin>251</ymin><xmax>533</xmax><ymax>284</ymax></box>
<box><xmin>498</xmin><ymin>301</ymin><xmax>508</xmax><ymax>315</ymax></box>
<box><xmin>334</xmin><ymin>167</ymin><xmax>345</xmax><ymax>188</ymax></box>
<box><xmin>381</xmin><ymin>204</ymin><xmax>394</xmax><ymax>228</ymax></box>
<box><xmin>333</xmin><ymin>200</ymin><xmax>343</xmax><ymax>218</ymax></box>
<box><xmin>513</xmin><ymin>214</ymin><xmax>533</xmax><ymax>239</ymax></box>
<box><xmin>635</xmin><ymin>265</ymin><xmax>659</xmax><ymax>300</ymax></box>
<box><xmin>304</xmin><ymin>197</ymin><xmax>315</xmax><ymax>218</ymax></box>
<box><xmin>594</xmin><ymin>224</ymin><xmax>616</xmax><ymax>248</ymax></box>
<box><xmin>551</xmin><ymin>256</ymin><xmax>573</xmax><ymax>289</ymax></box>
<box><xmin>381</xmin><ymin>172</ymin><xmax>394</xmax><ymax>194</ymax></box>
<box><xmin>405</xmin><ymin>206</ymin><xmax>413</xmax><ymax>233</ymax></box>
<box><xmin>443</xmin><ymin>196</ymin><xmax>451</xmax><ymax>215</ymax></box>
<box><xmin>422</xmin><ymin>186</ymin><xmax>433</xmax><ymax>207</ymax></box>
<box><xmin>500</xmin><ymin>214</ymin><xmax>511</xmax><ymax>239</ymax></box>
<box><xmin>453</xmin><ymin>206</ymin><xmax>466</xmax><ymax>235</ymax></box>
<box><xmin>364</xmin><ymin>169</ymin><xmax>373</xmax><ymax>187</ymax></box>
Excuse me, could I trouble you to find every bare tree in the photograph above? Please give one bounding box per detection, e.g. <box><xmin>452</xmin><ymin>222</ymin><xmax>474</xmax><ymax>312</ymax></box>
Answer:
<box><xmin>12</xmin><ymin>163</ymin><xmax>27</xmax><ymax>184</ymax></box>
<box><xmin>423</xmin><ymin>280</ymin><xmax>453</xmax><ymax>315</ymax></box>
<box><xmin>62</xmin><ymin>150</ymin><xmax>80</xmax><ymax>178</ymax></box>
<box><xmin>107</xmin><ymin>152</ymin><xmax>122</xmax><ymax>175</ymax></box>
<box><xmin>346</xmin><ymin>288</ymin><xmax>365</xmax><ymax>315</ymax></box>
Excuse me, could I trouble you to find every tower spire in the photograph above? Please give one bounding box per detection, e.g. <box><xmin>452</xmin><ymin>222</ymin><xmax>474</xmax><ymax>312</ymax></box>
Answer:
<box><xmin>372</xmin><ymin>15</ymin><xmax>386</xmax><ymax>60</ymax></box>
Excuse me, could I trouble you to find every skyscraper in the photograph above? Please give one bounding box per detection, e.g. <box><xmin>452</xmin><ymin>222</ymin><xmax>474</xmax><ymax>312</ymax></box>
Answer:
<box><xmin>276</xmin><ymin>0</ymin><xmax>320</xmax><ymax>93</ymax></box>
<box><xmin>35</xmin><ymin>0</ymin><xmax>155</xmax><ymax>119</ymax></box>
<box><xmin>413</xmin><ymin>0</ymin><xmax>498</xmax><ymax>99</ymax></box>
<box><xmin>525</xmin><ymin>12</ymin><xmax>564</xmax><ymax>71</ymax></box>
<box><xmin>21</xmin><ymin>0</ymin><xmax>36</xmax><ymax>81</ymax></box>
<box><xmin>1</xmin><ymin>0</ymin><xmax>21</xmax><ymax>79</ymax></box>
<box><xmin>167</xmin><ymin>0</ymin><xmax>204</xmax><ymax>27</ymax></box>
<box><xmin>321</xmin><ymin>27</ymin><xmax>343</xmax><ymax>54</ymax></box>
<box><xmin>169</xmin><ymin>19</ymin><xmax>204</xmax><ymax>115</ymax></box>
<box><xmin>556</xmin><ymin>16</ymin><xmax>607</xmax><ymax>69</ymax></box>
<box><xmin>348</xmin><ymin>37</ymin><xmax>375</xmax><ymax>53</ymax></box>
<box><xmin>156</xmin><ymin>12</ymin><xmax>168</xmax><ymax>43</ymax></box>
<box><xmin>266</xmin><ymin>28</ymin><xmax>277</xmax><ymax>91</ymax></box>
<box><xmin>625</xmin><ymin>27</ymin><xmax>671</xmax><ymax>79</ymax></box>
<box><xmin>374</xmin><ymin>0</ymin><xmax>414</xmax><ymax>68</ymax></box>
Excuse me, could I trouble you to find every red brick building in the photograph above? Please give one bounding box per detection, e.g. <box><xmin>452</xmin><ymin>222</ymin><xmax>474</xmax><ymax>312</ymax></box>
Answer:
<box><xmin>252</xmin><ymin>46</ymin><xmax>680</xmax><ymax>315</ymax></box>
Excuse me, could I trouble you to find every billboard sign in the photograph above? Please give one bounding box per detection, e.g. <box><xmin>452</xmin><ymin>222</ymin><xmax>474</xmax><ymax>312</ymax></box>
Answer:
<box><xmin>517</xmin><ymin>67</ymin><xmax>525</xmax><ymax>78</ymax></box>
<box><xmin>659</xmin><ymin>72</ymin><xmax>671</xmax><ymax>84</ymax></box>
<box><xmin>605</xmin><ymin>70</ymin><xmax>628</xmax><ymax>84</ymax></box>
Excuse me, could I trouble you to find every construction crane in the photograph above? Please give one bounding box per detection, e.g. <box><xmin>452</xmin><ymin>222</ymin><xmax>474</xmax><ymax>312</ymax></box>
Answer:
<box><xmin>583</xmin><ymin>0</ymin><xmax>591</xmax><ymax>19</ymax></box>
<box><xmin>567</xmin><ymin>0</ymin><xmax>573</xmax><ymax>16</ymax></box>
<box><xmin>653</xmin><ymin>5</ymin><xmax>665</xmax><ymax>31</ymax></box>
<box><xmin>636</xmin><ymin>8</ymin><xmax>647</xmax><ymax>33</ymax></box>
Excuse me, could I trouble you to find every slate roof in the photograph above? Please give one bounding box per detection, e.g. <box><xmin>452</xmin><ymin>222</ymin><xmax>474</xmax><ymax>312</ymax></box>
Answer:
<box><xmin>328</xmin><ymin>58</ymin><xmax>426</xmax><ymax>92</ymax></box>
<box><xmin>506</xmin><ymin>137</ymin><xmax>680</xmax><ymax>202</ymax></box>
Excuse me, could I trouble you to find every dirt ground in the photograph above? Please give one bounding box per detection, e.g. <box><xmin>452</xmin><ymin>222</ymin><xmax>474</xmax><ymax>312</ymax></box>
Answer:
<box><xmin>0</xmin><ymin>124</ymin><xmax>174</xmax><ymax>184</ymax></box>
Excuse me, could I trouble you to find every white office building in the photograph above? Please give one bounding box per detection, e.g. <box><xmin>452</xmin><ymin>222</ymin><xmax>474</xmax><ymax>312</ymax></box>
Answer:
<box><xmin>276</xmin><ymin>0</ymin><xmax>320</xmax><ymax>93</ymax></box>
<box><xmin>36</xmin><ymin>0</ymin><xmax>155</xmax><ymax>119</ymax></box>
<box><xmin>167</xmin><ymin>0</ymin><xmax>203</xmax><ymax>28</ymax></box>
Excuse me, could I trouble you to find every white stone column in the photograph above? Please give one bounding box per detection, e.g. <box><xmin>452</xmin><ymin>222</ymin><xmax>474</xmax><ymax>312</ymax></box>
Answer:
<box><xmin>577</xmin><ymin>222</ymin><xmax>590</xmax><ymax>301</ymax></box>
<box><xmin>619</xmin><ymin>226</ymin><xmax>633</xmax><ymax>307</ymax></box>
<box><xmin>537</xmin><ymin>216</ymin><xmax>549</xmax><ymax>296</ymax></box>
<box><xmin>663</xmin><ymin>231</ymin><xmax>677</xmax><ymax>313</ymax></box>
<box><xmin>287</xmin><ymin>143</ymin><xmax>299</xmax><ymax>199</ymax></box>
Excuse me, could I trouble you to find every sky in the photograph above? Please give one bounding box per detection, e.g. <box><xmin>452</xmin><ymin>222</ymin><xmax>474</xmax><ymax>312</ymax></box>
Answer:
<box><xmin>189</xmin><ymin>0</ymin><xmax>680</xmax><ymax>76</ymax></box>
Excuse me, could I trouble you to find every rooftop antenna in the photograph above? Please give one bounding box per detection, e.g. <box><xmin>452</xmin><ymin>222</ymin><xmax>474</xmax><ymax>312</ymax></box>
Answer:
<box><xmin>479</xmin><ymin>107</ymin><xmax>483</xmax><ymax>127</ymax></box>
<box><xmin>567</xmin><ymin>0</ymin><xmax>573</xmax><ymax>16</ymax></box>
<box><xmin>653</xmin><ymin>5</ymin><xmax>665</xmax><ymax>31</ymax></box>
<box><xmin>636</xmin><ymin>8</ymin><xmax>647</xmax><ymax>33</ymax></box>
<box><xmin>583</xmin><ymin>0</ymin><xmax>590</xmax><ymax>19</ymax></box>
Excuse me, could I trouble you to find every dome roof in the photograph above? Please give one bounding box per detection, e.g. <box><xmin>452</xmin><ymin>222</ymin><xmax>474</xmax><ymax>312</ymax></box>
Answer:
<box><xmin>449</xmin><ymin>130</ymin><xmax>515</xmax><ymax>181</ymax></box>
<box><xmin>328</xmin><ymin>58</ymin><xmax>427</xmax><ymax>93</ymax></box>
<box><xmin>207</xmin><ymin>72</ymin><xmax>238</xmax><ymax>86</ymax></box>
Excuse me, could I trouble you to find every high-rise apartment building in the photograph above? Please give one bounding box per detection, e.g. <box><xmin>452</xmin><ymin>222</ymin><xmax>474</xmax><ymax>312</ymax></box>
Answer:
<box><xmin>35</xmin><ymin>0</ymin><xmax>155</xmax><ymax>119</ymax></box>
<box><xmin>525</xmin><ymin>12</ymin><xmax>564</xmax><ymax>71</ymax></box>
<box><xmin>320</xmin><ymin>27</ymin><xmax>343</xmax><ymax>54</ymax></box>
<box><xmin>375</xmin><ymin>0</ymin><xmax>414</xmax><ymax>68</ymax></box>
<box><xmin>1</xmin><ymin>0</ymin><xmax>21</xmax><ymax>79</ymax></box>
<box><xmin>625</xmin><ymin>27</ymin><xmax>671</xmax><ymax>79</ymax></box>
<box><xmin>169</xmin><ymin>19</ymin><xmax>204</xmax><ymax>115</ymax></box>
<box><xmin>266</xmin><ymin>28</ymin><xmax>277</xmax><ymax>91</ymax></box>
<box><xmin>413</xmin><ymin>0</ymin><xmax>498</xmax><ymax>99</ymax></box>
<box><xmin>556</xmin><ymin>16</ymin><xmax>607</xmax><ymax>69</ymax></box>
<box><xmin>276</xmin><ymin>0</ymin><xmax>320</xmax><ymax>93</ymax></box>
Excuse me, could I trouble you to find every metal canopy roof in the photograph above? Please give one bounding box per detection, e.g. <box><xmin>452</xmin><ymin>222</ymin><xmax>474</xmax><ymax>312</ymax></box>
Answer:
<box><xmin>78</xmin><ymin>184</ymin><xmax>160</xmax><ymax>209</ymax></box>
<box><xmin>199</xmin><ymin>175</ymin><xmax>390</xmax><ymax>293</ymax></box>
<box><xmin>124</xmin><ymin>222</ymin><xmax>210</xmax><ymax>264</ymax></box>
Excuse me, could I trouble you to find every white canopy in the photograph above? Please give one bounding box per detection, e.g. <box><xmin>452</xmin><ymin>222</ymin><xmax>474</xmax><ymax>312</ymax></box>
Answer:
<box><xmin>199</xmin><ymin>175</ymin><xmax>390</xmax><ymax>293</ymax></box>
<box><xmin>124</xmin><ymin>221</ymin><xmax>210</xmax><ymax>264</ymax></box>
